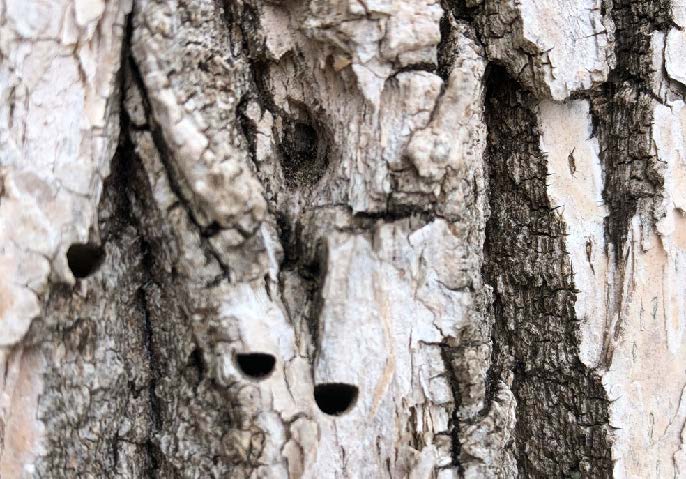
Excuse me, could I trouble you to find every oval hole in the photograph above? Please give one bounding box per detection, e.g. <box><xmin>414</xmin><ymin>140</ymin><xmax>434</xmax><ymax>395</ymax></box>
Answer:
<box><xmin>280</xmin><ymin>119</ymin><xmax>327</xmax><ymax>187</ymax></box>
<box><xmin>314</xmin><ymin>383</ymin><xmax>359</xmax><ymax>416</ymax></box>
<box><xmin>66</xmin><ymin>243</ymin><xmax>105</xmax><ymax>278</ymax></box>
<box><xmin>186</xmin><ymin>347</ymin><xmax>206</xmax><ymax>388</ymax></box>
<box><xmin>234</xmin><ymin>352</ymin><xmax>276</xmax><ymax>380</ymax></box>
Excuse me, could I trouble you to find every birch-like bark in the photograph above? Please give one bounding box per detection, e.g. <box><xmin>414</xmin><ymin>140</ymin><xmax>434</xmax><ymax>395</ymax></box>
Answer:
<box><xmin>0</xmin><ymin>0</ymin><xmax>684</xmax><ymax>478</ymax></box>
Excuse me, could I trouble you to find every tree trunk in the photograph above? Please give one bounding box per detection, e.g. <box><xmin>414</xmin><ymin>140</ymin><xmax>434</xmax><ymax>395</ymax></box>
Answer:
<box><xmin>1</xmin><ymin>0</ymin><xmax>684</xmax><ymax>477</ymax></box>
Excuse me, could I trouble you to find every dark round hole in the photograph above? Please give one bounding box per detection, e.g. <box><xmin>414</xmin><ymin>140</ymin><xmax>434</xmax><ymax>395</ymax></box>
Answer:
<box><xmin>66</xmin><ymin>243</ymin><xmax>105</xmax><ymax>278</ymax></box>
<box><xmin>186</xmin><ymin>347</ymin><xmax>206</xmax><ymax>388</ymax></box>
<box><xmin>314</xmin><ymin>383</ymin><xmax>359</xmax><ymax>416</ymax></box>
<box><xmin>234</xmin><ymin>352</ymin><xmax>276</xmax><ymax>380</ymax></box>
<box><xmin>284</xmin><ymin>122</ymin><xmax>317</xmax><ymax>165</ymax></box>
<box><xmin>280</xmin><ymin>119</ymin><xmax>327</xmax><ymax>187</ymax></box>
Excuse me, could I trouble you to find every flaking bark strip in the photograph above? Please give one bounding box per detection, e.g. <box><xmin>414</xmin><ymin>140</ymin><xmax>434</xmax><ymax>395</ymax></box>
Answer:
<box><xmin>125</xmin><ymin>55</ymin><xmax>234</xmax><ymax>282</ymax></box>
<box><xmin>591</xmin><ymin>0</ymin><xmax>670</xmax><ymax>254</ymax></box>
<box><xmin>588</xmin><ymin>0</ymin><xmax>671</xmax><ymax>369</ymax></box>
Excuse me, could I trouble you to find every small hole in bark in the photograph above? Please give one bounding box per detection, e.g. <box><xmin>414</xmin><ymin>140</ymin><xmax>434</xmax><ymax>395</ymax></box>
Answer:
<box><xmin>202</xmin><ymin>221</ymin><xmax>221</xmax><ymax>237</ymax></box>
<box><xmin>186</xmin><ymin>347</ymin><xmax>206</xmax><ymax>387</ymax></box>
<box><xmin>66</xmin><ymin>243</ymin><xmax>105</xmax><ymax>278</ymax></box>
<box><xmin>280</xmin><ymin>117</ymin><xmax>327</xmax><ymax>187</ymax></box>
<box><xmin>314</xmin><ymin>383</ymin><xmax>358</xmax><ymax>416</ymax></box>
<box><xmin>234</xmin><ymin>352</ymin><xmax>276</xmax><ymax>380</ymax></box>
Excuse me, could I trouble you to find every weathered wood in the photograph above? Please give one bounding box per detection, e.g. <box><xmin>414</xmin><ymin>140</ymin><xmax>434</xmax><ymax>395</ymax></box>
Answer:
<box><xmin>1</xmin><ymin>0</ymin><xmax>685</xmax><ymax>478</ymax></box>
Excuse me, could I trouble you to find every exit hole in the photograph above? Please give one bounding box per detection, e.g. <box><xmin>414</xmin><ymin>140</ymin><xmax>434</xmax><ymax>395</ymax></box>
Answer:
<box><xmin>234</xmin><ymin>352</ymin><xmax>276</xmax><ymax>380</ymax></box>
<box><xmin>66</xmin><ymin>243</ymin><xmax>105</xmax><ymax>278</ymax></box>
<box><xmin>314</xmin><ymin>383</ymin><xmax>359</xmax><ymax>416</ymax></box>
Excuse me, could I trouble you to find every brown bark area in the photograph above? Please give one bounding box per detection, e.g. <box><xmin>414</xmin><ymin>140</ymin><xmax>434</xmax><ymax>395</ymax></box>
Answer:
<box><xmin>483</xmin><ymin>66</ymin><xmax>612</xmax><ymax>478</ymax></box>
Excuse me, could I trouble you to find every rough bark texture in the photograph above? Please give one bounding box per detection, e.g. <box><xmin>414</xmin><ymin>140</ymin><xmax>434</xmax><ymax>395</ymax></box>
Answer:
<box><xmin>1</xmin><ymin>0</ymin><xmax>685</xmax><ymax>478</ymax></box>
<box><xmin>483</xmin><ymin>67</ymin><xmax>612</xmax><ymax>478</ymax></box>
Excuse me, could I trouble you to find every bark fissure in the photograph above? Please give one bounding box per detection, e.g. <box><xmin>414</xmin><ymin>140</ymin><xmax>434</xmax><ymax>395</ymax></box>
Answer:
<box><xmin>37</xmin><ymin>107</ymin><xmax>157</xmax><ymax>477</ymax></box>
<box><xmin>592</xmin><ymin>0</ymin><xmax>670</xmax><ymax>255</ymax></box>
<box><xmin>483</xmin><ymin>65</ymin><xmax>612</xmax><ymax>478</ymax></box>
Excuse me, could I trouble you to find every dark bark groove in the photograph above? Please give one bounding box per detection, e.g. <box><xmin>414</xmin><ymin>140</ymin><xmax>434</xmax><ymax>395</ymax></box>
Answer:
<box><xmin>483</xmin><ymin>65</ymin><xmax>613</xmax><ymax>478</ymax></box>
<box><xmin>35</xmin><ymin>15</ymin><xmax>255</xmax><ymax>476</ymax></box>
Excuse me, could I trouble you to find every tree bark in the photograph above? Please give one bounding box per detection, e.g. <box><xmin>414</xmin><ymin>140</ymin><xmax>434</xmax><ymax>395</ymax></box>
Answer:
<box><xmin>0</xmin><ymin>0</ymin><xmax>684</xmax><ymax>478</ymax></box>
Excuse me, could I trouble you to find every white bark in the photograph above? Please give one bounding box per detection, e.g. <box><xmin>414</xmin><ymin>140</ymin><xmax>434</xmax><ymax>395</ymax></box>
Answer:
<box><xmin>0</xmin><ymin>0</ymin><xmax>684</xmax><ymax>478</ymax></box>
<box><xmin>0</xmin><ymin>0</ymin><xmax>131</xmax><ymax>475</ymax></box>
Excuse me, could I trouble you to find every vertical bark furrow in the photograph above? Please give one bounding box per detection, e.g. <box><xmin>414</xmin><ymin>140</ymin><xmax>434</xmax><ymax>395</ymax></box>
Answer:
<box><xmin>37</xmin><ymin>126</ymin><xmax>154</xmax><ymax>477</ymax></box>
<box><xmin>581</xmin><ymin>0</ymin><xmax>686</xmax><ymax>474</ymax></box>
<box><xmin>483</xmin><ymin>66</ymin><xmax>612</xmax><ymax>478</ymax></box>
<box><xmin>591</xmin><ymin>0</ymin><xmax>670</xmax><ymax>259</ymax></box>
<box><xmin>37</xmin><ymin>55</ymin><xmax>256</xmax><ymax>476</ymax></box>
